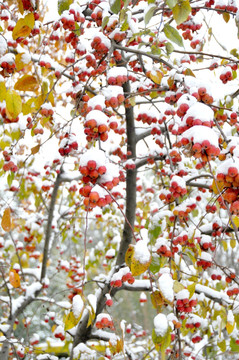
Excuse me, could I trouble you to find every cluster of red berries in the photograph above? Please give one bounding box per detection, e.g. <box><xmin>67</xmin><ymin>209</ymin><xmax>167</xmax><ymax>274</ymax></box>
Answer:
<box><xmin>169</xmin><ymin>176</ymin><xmax>187</xmax><ymax>198</ymax></box>
<box><xmin>165</xmin><ymin>91</ymin><xmax>182</xmax><ymax>104</ymax></box>
<box><xmin>108</xmin><ymin>74</ymin><xmax>128</xmax><ymax>86</ymax></box>
<box><xmin>196</xmin><ymin>252</ymin><xmax>213</xmax><ymax>269</ymax></box>
<box><xmin>180</xmin><ymin>138</ymin><xmax>220</xmax><ymax>162</ymax></box>
<box><xmin>136</xmin><ymin>112</ymin><xmax>158</xmax><ymax>125</ymax></box>
<box><xmin>80</xmin><ymin>184</ymin><xmax>112</xmax><ymax>208</ymax></box>
<box><xmin>215</xmin><ymin>2</ymin><xmax>238</xmax><ymax>13</ymax></box>
<box><xmin>95</xmin><ymin>314</ymin><xmax>114</xmax><ymax>330</ymax></box>
<box><xmin>91</xmin><ymin>35</ymin><xmax>110</xmax><ymax>59</ymax></box>
<box><xmin>58</xmin><ymin>133</ymin><xmax>78</xmax><ymax>156</ymax></box>
<box><xmin>110</xmin><ymin>267</ymin><xmax>135</xmax><ymax>288</ymax></box>
<box><xmin>39</xmin><ymin>59</ymin><xmax>51</xmax><ymax>69</ymax></box>
<box><xmin>69</xmin><ymin>7</ymin><xmax>85</xmax><ymax>23</ymax></box>
<box><xmin>53</xmin><ymin>325</ymin><xmax>65</xmax><ymax>341</ymax></box>
<box><xmin>169</xmin><ymin>150</ymin><xmax>182</xmax><ymax>164</ymax></box>
<box><xmin>22</xmin><ymin>0</ymin><xmax>36</xmax><ymax>11</ymax></box>
<box><xmin>185</xmin><ymin>320</ymin><xmax>201</xmax><ymax>329</ymax></box>
<box><xmin>198</xmin><ymin>236</ymin><xmax>215</xmax><ymax>251</ymax></box>
<box><xmin>191</xmin><ymin>87</ymin><xmax>214</xmax><ymax>105</ymax></box>
<box><xmin>156</xmin><ymin>244</ymin><xmax>172</xmax><ymax>257</ymax></box>
<box><xmin>220</xmin><ymin>67</ymin><xmax>233</xmax><ymax>84</ymax></box>
<box><xmin>216</xmin><ymin>162</ymin><xmax>239</xmax><ymax>213</ymax></box>
<box><xmin>192</xmin><ymin>335</ymin><xmax>202</xmax><ymax>343</ymax></box>
<box><xmin>0</xmin><ymin>56</ymin><xmax>16</xmax><ymax>74</ymax></box>
<box><xmin>60</xmin><ymin>13</ymin><xmax>75</xmax><ymax>31</ymax></box>
<box><xmin>172</xmin><ymin>233</ymin><xmax>189</xmax><ymax>247</ymax></box>
<box><xmin>211</xmin><ymin>272</ymin><xmax>222</xmax><ymax>281</ymax></box>
<box><xmin>176</xmin><ymin>291</ymin><xmax>197</xmax><ymax>313</ymax></box>
<box><xmin>40</xmin><ymin>105</ymin><xmax>54</xmax><ymax>117</ymax></box>
<box><xmin>3</xmin><ymin>160</ymin><xmax>18</xmax><ymax>172</ymax></box>
<box><xmin>227</xmin><ymin>285</ymin><xmax>239</xmax><ymax>297</ymax></box>
<box><xmin>84</xmin><ymin>110</ymin><xmax>109</xmax><ymax>142</ymax></box>
<box><xmin>173</xmin><ymin>202</ymin><xmax>196</xmax><ymax>221</ymax></box>
<box><xmin>104</xmin><ymin>86</ymin><xmax>125</xmax><ymax>108</ymax></box>
<box><xmin>79</xmin><ymin>158</ymin><xmax>106</xmax><ymax>184</ymax></box>
<box><xmin>177</xmin><ymin>16</ymin><xmax>202</xmax><ymax>32</ymax></box>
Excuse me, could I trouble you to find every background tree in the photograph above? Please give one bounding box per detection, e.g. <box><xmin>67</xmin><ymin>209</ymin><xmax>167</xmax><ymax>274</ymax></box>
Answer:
<box><xmin>1</xmin><ymin>0</ymin><xmax>239</xmax><ymax>359</ymax></box>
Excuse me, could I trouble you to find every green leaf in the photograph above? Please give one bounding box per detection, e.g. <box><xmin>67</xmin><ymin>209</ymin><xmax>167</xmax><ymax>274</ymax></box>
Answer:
<box><xmin>121</xmin><ymin>18</ymin><xmax>129</xmax><ymax>31</ymax></box>
<box><xmin>58</xmin><ymin>0</ymin><xmax>73</xmax><ymax>15</ymax></box>
<box><xmin>7</xmin><ymin>172</ymin><xmax>14</xmax><ymax>188</ymax></box>
<box><xmin>102</xmin><ymin>16</ymin><xmax>109</xmax><ymax>29</ymax></box>
<box><xmin>149</xmin><ymin>226</ymin><xmax>161</xmax><ymax>241</ymax></box>
<box><xmin>145</xmin><ymin>5</ymin><xmax>156</xmax><ymax>25</ymax></box>
<box><xmin>165</xmin><ymin>42</ymin><xmax>174</xmax><ymax>55</ymax></box>
<box><xmin>230</xmin><ymin>338</ymin><xmax>239</xmax><ymax>352</ymax></box>
<box><xmin>110</xmin><ymin>0</ymin><xmax>121</xmax><ymax>14</ymax></box>
<box><xmin>172</xmin><ymin>0</ymin><xmax>191</xmax><ymax>25</ymax></box>
<box><xmin>217</xmin><ymin>340</ymin><xmax>226</xmax><ymax>352</ymax></box>
<box><xmin>164</xmin><ymin>24</ymin><xmax>183</xmax><ymax>47</ymax></box>
<box><xmin>166</xmin><ymin>0</ymin><xmax>177</xmax><ymax>9</ymax></box>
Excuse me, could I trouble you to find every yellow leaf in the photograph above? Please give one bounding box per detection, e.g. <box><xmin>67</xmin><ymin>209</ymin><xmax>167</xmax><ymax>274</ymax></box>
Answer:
<box><xmin>149</xmin><ymin>70</ymin><xmax>163</xmax><ymax>85</ymax></box>
<box><xmin>125</xmin><ymin>244</ymin><xmax>134</xmax><ymax>268</ymax></box>
<box><xmin>64</xmin><ymin>311</ymin><xmax>80</xmax><ymax>331</ymax></box>
<box><xmin>48</xmin><ymin>92</ymin><xmax>55</xmax><ymax>106</ymax></box>
<box><xmin>6</xmin><ymin>90</ymin><xmax>22</xmax><ymax>119</ymax></box>
<box><xmin>9</xmin><ymin>269</ymin><xmax>21</xmax><ymax>288</ymax></box>
<box><xmin>12</xmin><ymin>13</ymin><xmax>35</xmax><ymax>40</ymax></box>
<box><xmin>17</xmin><ymin>0</ymin><xmax>24</xmax><ymax>14</ymax></box>
<box><xmin>0</xmin><ymin>82</ymin><xmax>6</xmax><ymax>101</ymax></box>
<box><xmin>22</xmin><ymin>96</ymin><xmax>43</xmax><ymax>115</ymax></box>
<box><xmin>188</xmin><ymin>283</ymin><xmax>196</xmax><ymax>298</ymax></box>
<box><xmin>173</xmin><ymin>281</ymin><xmax>185</xmax><ymax>293</ymax></box>
<box><xmin>1</xmin><ymin>208</ymin><xmax>12</xmax><ymax>232</ymax></box>
<box><xmin>226</xmin><ymin>321</ymin><xmax>235</xmax><ymax>334</ymax></box>
<box><xmin>232</xmin><ymin>215</ymin><xmax>239</xmax><ymax>228</ymax></box>
<box><xmin>151</xmin><ymin>290</ymin><xmax>165</xmax><ymax>309</ymax></box>
<box><xmin>15</xmin><ymin>53</ymin><xmax>31</xmax><ymax>71</ymax></box>
<box><xmin>14</xmin><ymin>75</ymin><xmax>39</xmax><ymax>92</ymax></box>
<box><xmin>131</xmin><ymin>255</ymin><xmax>151</xmax><ymax>276</ymax></box>
<box><xmin>87</xmin><ymin>309</ymin><xmax>95</xmax><ymax>328</ymax></box>
<box><xmin>31</xmin><ymin>145</ymin><xmax>40</xmax><ymax>155</ymax></box>
<box><xmin>211</xmin><ymin>179</ymin><xmax>224</xmax><ymax>195</ymax></box>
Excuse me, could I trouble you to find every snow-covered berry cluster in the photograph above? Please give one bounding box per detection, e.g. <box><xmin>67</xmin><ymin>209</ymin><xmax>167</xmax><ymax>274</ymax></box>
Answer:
<box><xmin>58</xmin><ymin>133</ymin><xmax>78</xmax><ymax>156</ymax></box>
<box><xmin>110</xmin><ymin>266</ymin><xmax>135</xmax><ymax>288</ymax></box>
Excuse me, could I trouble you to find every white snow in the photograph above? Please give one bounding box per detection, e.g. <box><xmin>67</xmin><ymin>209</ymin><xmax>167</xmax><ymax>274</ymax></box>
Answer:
<box><xmin>72</xmin><ymin>294</ymin><xmax>84</xmax><ymax>319</ymax></box>
<box><xmin>154</xmin><ymin>313</ymin><xmax>168</xmax><ymax>337</ymax></box>
<box><xmin>134</xmin><ymin>240</ymin><xmax>151</xmax><ymax>264</ymax></box>
<box><xmin>158</xmin><ymin>273</ymin><xmax>174</xmax><ymax>303</ymax></box>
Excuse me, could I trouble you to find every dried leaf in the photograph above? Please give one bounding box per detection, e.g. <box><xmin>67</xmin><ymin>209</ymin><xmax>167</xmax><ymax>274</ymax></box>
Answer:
<box><xmin>9</xmin><ymin>269</ymin><xmax>21</xmax><ymax>288</ymax></box>
<box><xmin>14</xmin><ymin>75</ymin><xmax>39</xmax><ymax>92</ymax></box>
<box><xmin>31</xmin><ymin>145</ymin><xmax>40</xmax><ymax>155</ymax></box>
<box><xmin>1</xmin><ymin>208</ymin><xmax>12</xmax><ymax>232</ymax></box>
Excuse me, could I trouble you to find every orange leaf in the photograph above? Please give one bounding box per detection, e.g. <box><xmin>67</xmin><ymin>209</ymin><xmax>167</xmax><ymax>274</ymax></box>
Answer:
<box><xmin>14</xmin><ymin>75</ymin><xmax>39</xmax><ymax>92</ymax></box>
<box><xmin>16</xmin><ymin>0</ymin><xmax>24</xmax><ymax>14</ymax></box>
<box><xmin>9</xmin><ymin>269</ymin><xmax>21</xmax><ymax>288</ymax></box>
<box><xmin>1</xmin><ymin>208</ymin><xmax>12</xmax><ymax>232</ymax></box>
